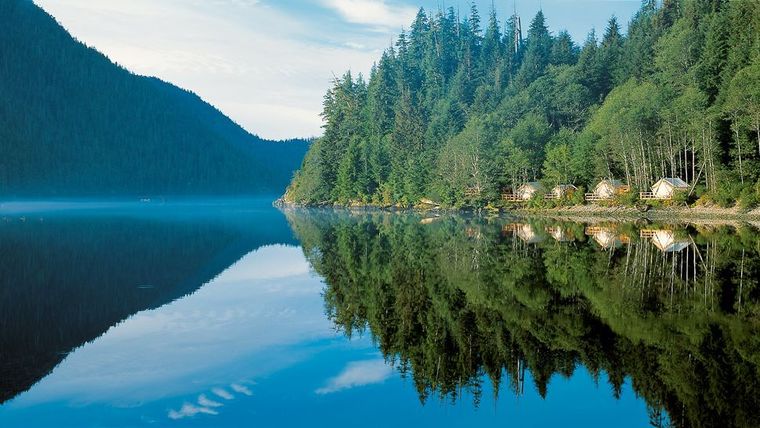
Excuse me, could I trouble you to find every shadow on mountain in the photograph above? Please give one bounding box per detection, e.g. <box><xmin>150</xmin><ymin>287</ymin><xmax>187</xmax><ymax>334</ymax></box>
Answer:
<box><xmin>0</xmin><ymin>206</ymin><xmax>296</xmax><ymax>404</ymax></box>
<box><xmin>284</xmin><ymin>209</ymin><xmax>760</xmax><ymax>428</ymax></box>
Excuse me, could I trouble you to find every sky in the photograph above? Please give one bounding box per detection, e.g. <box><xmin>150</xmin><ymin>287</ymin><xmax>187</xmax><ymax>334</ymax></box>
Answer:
<box><xmin>34</xmin><ymin>0</ymin><xmax>641</xmax><ymax>141</ymax></box>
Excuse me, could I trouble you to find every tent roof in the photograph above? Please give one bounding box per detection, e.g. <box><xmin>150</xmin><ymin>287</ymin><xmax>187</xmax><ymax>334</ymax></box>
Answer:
<box><xmin>519</xmin><ymin>182</ymin><xmax>543</xmax><ymax>190</ymax></box>
<box><xmin>597</xmin><ymin>179</ymin><xmax>624</xmax><ymax>187</ymax></box>
<box><xmin>656</xmin><ymin>177</ymin><xmax>688</xmax><ymax>188</ymax></box>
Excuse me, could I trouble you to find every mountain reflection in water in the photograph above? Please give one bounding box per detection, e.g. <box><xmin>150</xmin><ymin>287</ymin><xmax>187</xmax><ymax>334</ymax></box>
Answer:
<box><xmin>0</xmin><ymin>203</ymin><xmax>298</xmax><ymax>405</ymax></box>
<box><xmin>285</xmin><ymin>209</ymin><xmax>760</xmax><ymax>428</ymax></box>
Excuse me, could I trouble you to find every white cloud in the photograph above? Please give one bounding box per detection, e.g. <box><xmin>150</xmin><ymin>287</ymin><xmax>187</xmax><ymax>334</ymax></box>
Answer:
<box><xmin>168</xmin><ymin>402</ymin><xmax>219</xmax><ymax>419</ymax></box>
<box><xmin>231</xmin><ymin>384</ymin><xmax>253</xmax><ymax>396</ymax></box>
<box><xmin>212</xmin><ymin>387</ymin><xmax>235</xmax><ymax>400</ymax></box>
<box><xmin>33</xmin><ymin>0</ymin><xmax>381</xmax><ymax>140</ymax></box>
<box><xmin>166</xmin><ymin>384</ymin><xmax>252</xmax><ymax>420</ymax></box>
<box><xmin>316</xmin><ymin>359</ymin><xmax>394</xmax><ymax>394</ymax></box>
<box><xmin>218</xmin><ymin>245</ymin><xmax>312</xmax><ymax>282</ymax></box>
<box><xmin>322</xmin><ymin>0</ymin><xmax>417</xmax><ymax>29</ymax></box>
<box><xmin>344</xmin><ymin>41</ymin><xmax>367</xmax><ymax>50</ymax></box>
<box><xmin>197</xmin><ymin>394</ymin><xmax>224</xmax><ymax>408</ymax></box>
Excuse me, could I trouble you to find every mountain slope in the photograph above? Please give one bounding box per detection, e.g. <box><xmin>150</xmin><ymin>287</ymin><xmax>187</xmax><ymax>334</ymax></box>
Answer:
<box><xmin>0</xmin><ymin>0</ymin><xmax>308</xmax><ymax>196</ymax></box>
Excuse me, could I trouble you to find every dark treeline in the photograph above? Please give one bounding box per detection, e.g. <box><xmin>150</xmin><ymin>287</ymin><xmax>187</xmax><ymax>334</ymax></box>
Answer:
<box><xmin>286</xmin><ymin>0</ymin><xmax>760</xmax><ymax>208</ymax></box>
<box><xmin>285</xmin><ymin>210</ymin><xmax>760</xmax><ymax>428</ymax></box>
<box><xmin>0</xmin><ymin>208</ymin><xmax>297</xmax><ymax>403</ymax></box>
<box><xmin>0</xmin><ymin>1</ymin><xmax>309</xmax><ymax>197</ymax></box>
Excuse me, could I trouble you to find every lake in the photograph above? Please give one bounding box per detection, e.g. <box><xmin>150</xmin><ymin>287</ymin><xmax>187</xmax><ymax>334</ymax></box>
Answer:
<box><xmin>0</xmin><ymin>200</ymin><xmax>758</xmax><ymax>427</ymax></box>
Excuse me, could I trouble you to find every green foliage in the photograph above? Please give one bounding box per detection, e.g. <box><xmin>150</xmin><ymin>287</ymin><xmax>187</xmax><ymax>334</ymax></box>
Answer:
<box><xmin>288</xmin><ymin>0</ymin><xmax>760</xmax><ymax>208</ymax></box>
<box><xmin>739</xmin><ymin>186</ymin><xmax>759</xmax><ymax>210</ymax></box>
<box><xmin>613</xmin><ymin>188</ymin><xmax>638</xmax><ymax>206</ymax></box>
<box><xmin>542</xmin><ymin>130</ymin><xmax>576</xmax><ymax>185</ymax></box>
<box><xmin>435</xmin><ymin>119</ymin><xmax>494</xmax><ymax>206</ymax></box>
<box><xmin>287</xmin><ymin>211</ymin><xmax>760</xmax><ymax>426</ymax></box>
<box><xmin>526</xmin><ymin>190</ymin><xmax>548</xmax><ymax>208</ymax></box>
<box><xmin>0</xmin><ymin>1</ymin><xmax>309</xmax><ymax>196</ymax></box>
<box><xmin>709</xmin><ymin>175</ymin><xmax>744</xmax><ymax>207</ymax></box>
<box><xmin>570</xmin><ymin>185</ymin><xmax>586</xmax><ymax>205</ymax></box>
<box><xmin>671</xmin><ymin>189</ymin><xmax>689</xmax><ymax>205</ymax></box>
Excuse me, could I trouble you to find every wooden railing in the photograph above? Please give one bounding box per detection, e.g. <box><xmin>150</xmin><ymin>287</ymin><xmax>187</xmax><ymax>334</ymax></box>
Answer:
<box><xmin>584</xmin><ymin>193</ymin><xmax>611</xmax><ymax>202</ymax></box>
<box><xmin>639</xmin><ymin>192</ymin><xmax>669</xmax><ymax>200</ymax></box>
<box><xmin>502</xmin><ymin>193</ymin><xmax>522</xmax><ymax>202</ymax></box>
<box><xmin>585</xmin><ymin>186</ymin><xmax>630</xmax><ymax>202</ymax></box>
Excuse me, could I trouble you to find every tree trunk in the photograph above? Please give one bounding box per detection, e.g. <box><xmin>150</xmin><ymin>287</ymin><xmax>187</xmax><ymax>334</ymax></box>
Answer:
<box><xmin>735</xmin><ymin>127</ymin><xmax>745</xmax><ymax>184</ymax></box>
<box><xmin>639</xmin><ymin>131</ymin><xmax>648</xmax><ymax>188</ymax></box>
<box><xmin>755</xmin><ymin>114</ymin><xmax>760</xmax><ymax>156</ymax></box>
<box><xmin>692</xmin><ymin>139</ymin><xmax>696</xmax><ymax>186</ymax></box>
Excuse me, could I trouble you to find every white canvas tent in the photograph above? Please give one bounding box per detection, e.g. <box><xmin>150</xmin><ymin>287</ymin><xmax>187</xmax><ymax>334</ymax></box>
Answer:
<box><xmin>515</xmin><ymin>182</ymin><xmax>544</xmax><ymax>201</ymax></box>
<box><xmin>585</xmin><ymin>179</ymin><xmax>628</xmax><ymax>201</ymax></box>
<box><xmin>650</xmin><ymin>178</ymin><xmax>688</xmax><ymax>199</ymax></box>
<box><xmin>550</xmin><ymin>185</ymin><xmax>577</xmax><ymax>199</ymax></box>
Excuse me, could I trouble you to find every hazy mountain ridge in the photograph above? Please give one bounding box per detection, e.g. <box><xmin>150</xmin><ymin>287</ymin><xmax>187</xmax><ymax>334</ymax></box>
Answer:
<box><xmin>0</xmin><ymin>0</ymin><xmax>309</xmax><ymax>196</ymax></box>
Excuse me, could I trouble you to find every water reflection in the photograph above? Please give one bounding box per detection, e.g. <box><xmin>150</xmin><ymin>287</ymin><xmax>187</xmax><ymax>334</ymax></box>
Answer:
<box><xmin>0</xmin><ymin>204</ymin><xmax>297</xmax><ymax>405</ymax></box>
<box><xmin>16</xmin><ymin>244</ymin><xmax>329</xmax><ymax>422</ymax></box>
<box><xmin>1</xmin><ymin>204</ymin><xmax>756</xmax><ymax>427</ymax></box>
<box><xmin>284</xmin><ymin>209</ymin><xmax>760</xmax><ymax>428</ymax></box>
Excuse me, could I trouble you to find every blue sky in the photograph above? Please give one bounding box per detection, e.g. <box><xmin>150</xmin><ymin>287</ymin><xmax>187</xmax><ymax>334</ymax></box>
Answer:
<box><xmin>35</xmin><ymin>0</ymin><xmax>641</xmax><ymax>140</ymax></box>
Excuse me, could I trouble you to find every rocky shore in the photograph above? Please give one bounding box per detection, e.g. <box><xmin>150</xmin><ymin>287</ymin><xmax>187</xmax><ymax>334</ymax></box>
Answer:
<box><xmin>276</xmin><ymin>197</ymin><xmax>760</xmax><ymax>223</ymax></box>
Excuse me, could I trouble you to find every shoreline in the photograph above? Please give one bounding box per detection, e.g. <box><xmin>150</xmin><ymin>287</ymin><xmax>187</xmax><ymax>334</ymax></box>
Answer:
<box><xmin>276</xmin><ymin>199</ymin><xmax>760</xmax><ymax>222</ymax></box>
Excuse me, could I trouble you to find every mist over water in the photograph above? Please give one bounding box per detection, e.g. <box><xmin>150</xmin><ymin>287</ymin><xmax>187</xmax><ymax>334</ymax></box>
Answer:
<box><xmin>0</xmin><ymin>197</ymin><xmax>282</xmax><ymax>215</ymax></box>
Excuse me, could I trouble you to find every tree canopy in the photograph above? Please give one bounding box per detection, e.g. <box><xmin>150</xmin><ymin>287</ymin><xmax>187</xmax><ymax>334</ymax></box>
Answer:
<box><xmin>286</xmin><ymin>0</ymin><xmax>760</xmax><ymax>208</ymax></box>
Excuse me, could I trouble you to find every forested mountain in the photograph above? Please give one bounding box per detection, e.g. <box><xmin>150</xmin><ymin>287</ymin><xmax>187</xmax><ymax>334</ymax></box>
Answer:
<box><xmin>0</xmin><ymin>0</ymin><xmax>309</xmax><ymax>197</ymax></box>
<box><xmin>285</xmin><ymin>0</ymin><xmax>760</xmax><ymax>208</ymax></box>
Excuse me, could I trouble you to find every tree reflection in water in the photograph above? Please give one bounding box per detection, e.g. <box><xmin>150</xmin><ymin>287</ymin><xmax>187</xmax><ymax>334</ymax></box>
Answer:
<box><xmin>285</xmin><ymin>209</ymin><xmax>760</xmax><ymax>428</ymax></box>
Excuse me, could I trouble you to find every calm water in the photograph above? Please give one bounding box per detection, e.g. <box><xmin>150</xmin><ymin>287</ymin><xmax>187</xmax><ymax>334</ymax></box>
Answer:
<box><xmin>0</xmin><ymin>201</ymin><xmax>758</xmax><ymax>427</ymax></box>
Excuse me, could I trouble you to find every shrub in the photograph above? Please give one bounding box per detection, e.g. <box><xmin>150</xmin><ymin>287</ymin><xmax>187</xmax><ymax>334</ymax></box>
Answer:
<box><xmin>570</xmin><ymin>186</ymin><xmax>586</xmax><ymax>206</ymax></box>
<box><xmin>647</xmin><ymin>199</ymin><xmax>664</xmax><ymax>209</ymax></box>
<box><xmin>739</xmin><ymin>187</ymin><xmax>759</xmax><ymax>210</ymax></box>
<box><xmin>695</xmin><ymin>194</ymin><xmax>711</xmax><ymax>206</ymax></box>
<box><xmin>693</xmin><ymin>184</ymin><xmax>707</xmax><ymax>199</ymax></box>
<box><xmin>711</xmin><ymin>185</ymin><xmax>741</xmax><ymax>208</ymax></box>
<box><xmin>613</xmin><ymin>188</ymin><xmax>639</xmax><ymax>206</ymax></box>
<box><xmin>671</xmin><ymin>190</ymin><xmax>689</xmax><ymax>205</ymax></box>
<box><xmin>526</xmin><ymin>191</ymin><xmax>548</xmax><ymax>209</ymax></box>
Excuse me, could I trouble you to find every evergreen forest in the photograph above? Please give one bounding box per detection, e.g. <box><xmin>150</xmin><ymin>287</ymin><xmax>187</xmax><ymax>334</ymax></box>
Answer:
<box><xmin>285</xmin><ymin>0</ymin><xmax>760</xmax><ymax>209</ymax></box>
<box><xmin>0</xmin><ymin>0</ymin><xmax>309</xmax><ymax>197</ymax></box>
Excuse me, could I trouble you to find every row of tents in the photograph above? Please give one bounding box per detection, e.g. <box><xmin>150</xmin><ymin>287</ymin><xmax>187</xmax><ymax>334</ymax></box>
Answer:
<box><xmin>502</xmin><ymin>178</ymin><xmax>689</xmax><ymax>202</ymax></box>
